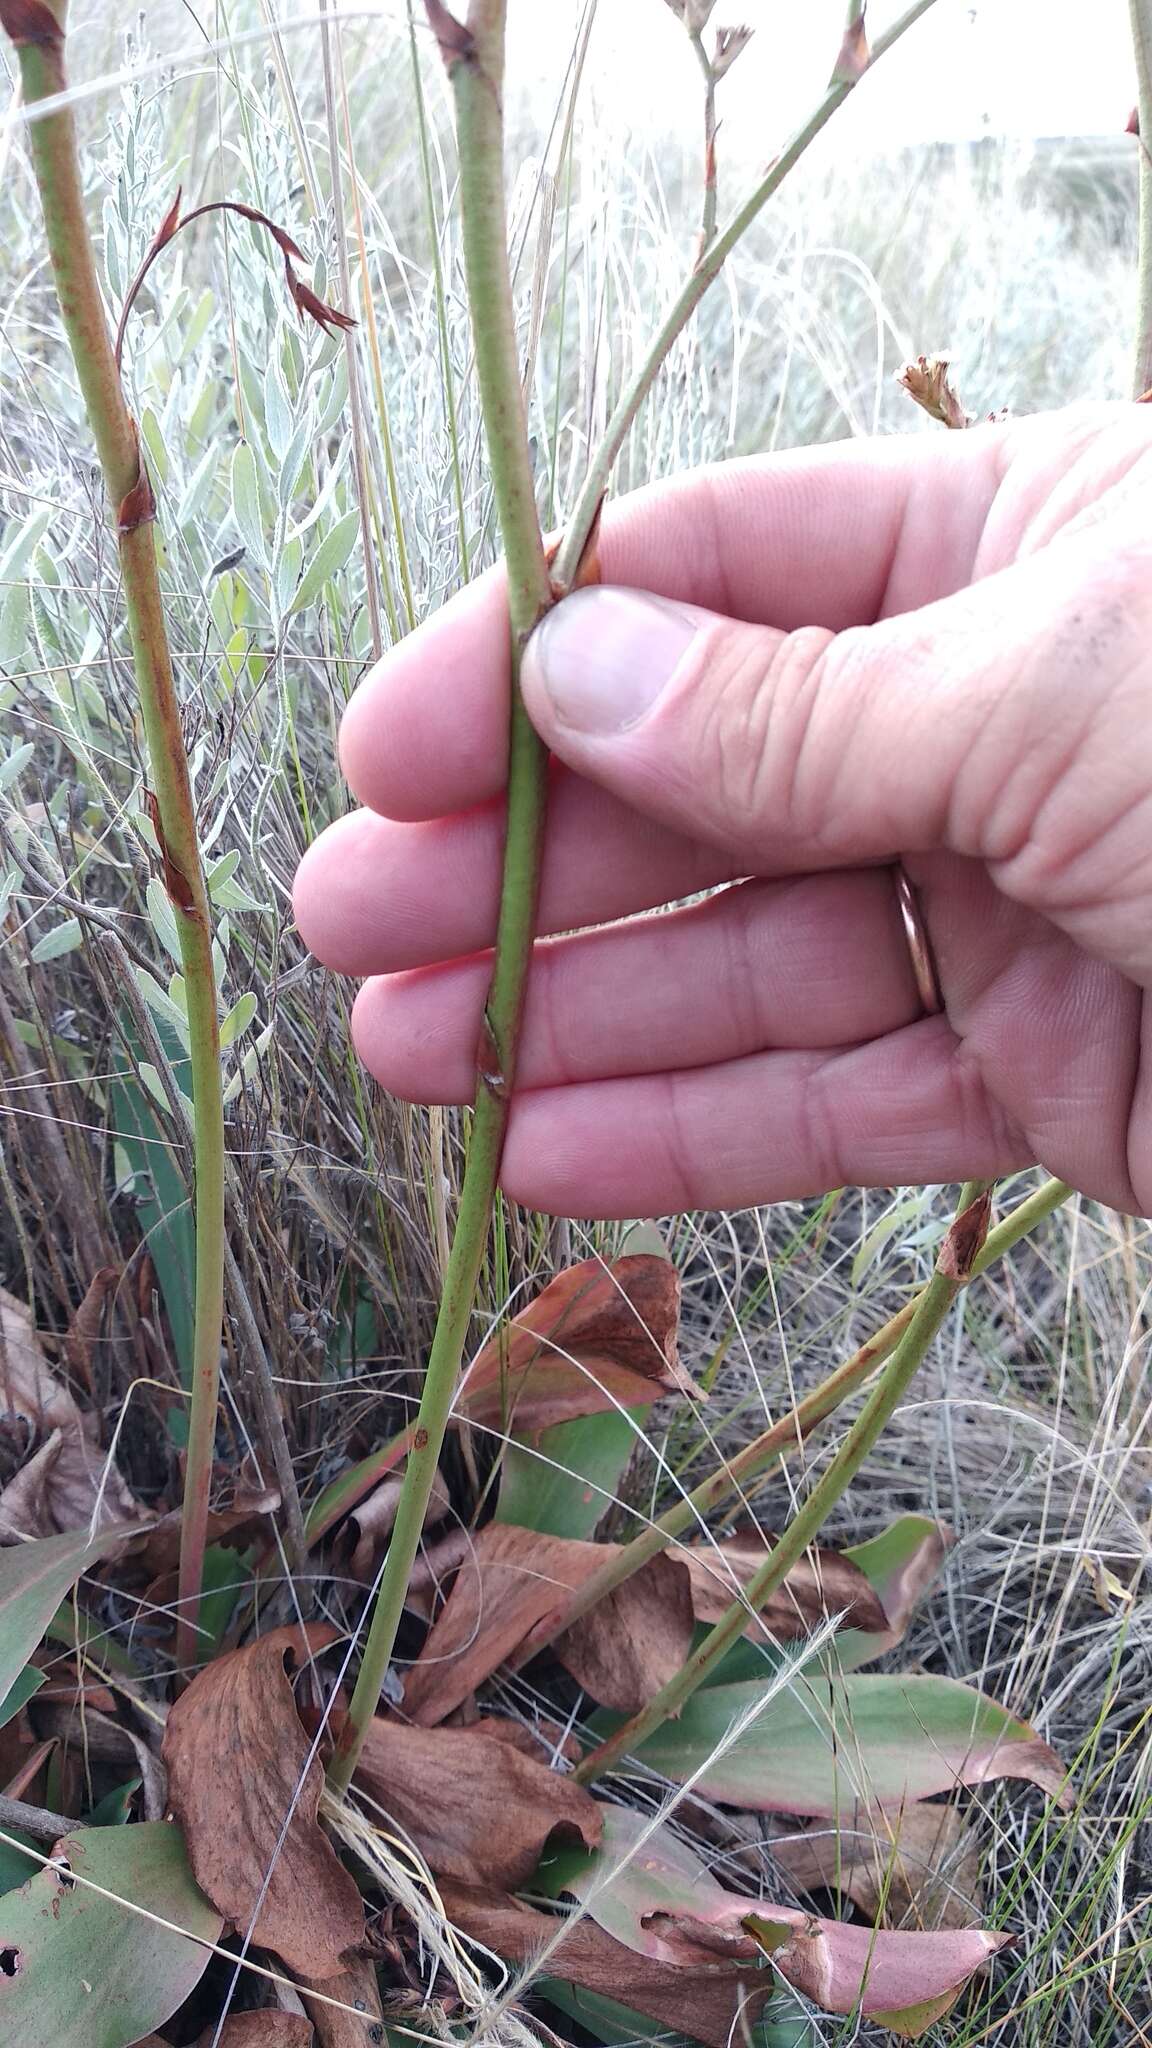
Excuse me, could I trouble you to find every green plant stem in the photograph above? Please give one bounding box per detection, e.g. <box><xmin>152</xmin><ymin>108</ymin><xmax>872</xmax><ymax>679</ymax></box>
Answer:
<box><xmin>688</xmin><ymin>29</ymin><xmax>718</xmax><ymax>257</ymax></box>
<box><xmin>10</xmin><ymin>3</ymin><xmax>226</xmax><ymax>1673</ymax></box>
<box><xmin>517</xmin><ymin>1174</ymin><xmax>1071</xmax><ymax>1675</ymax></box>
<box><xmin>327</xmin><ymin>0</ymin><xmax>552</xmax><ymax>1797</ymax></box>
<box><xmin>1131</xmin><ymin>1</ymin><xmax>1152</xmax><ymax>392</ymax></box>
<box><xmin>550</xmin><ymin>0</ymin><xmax>940</xmax><ymax>591</ymax></box>
<box><xmin>574</xmin><ymin>1181</ymin><xmax>995</xmax><ymax>1782</ymax></box>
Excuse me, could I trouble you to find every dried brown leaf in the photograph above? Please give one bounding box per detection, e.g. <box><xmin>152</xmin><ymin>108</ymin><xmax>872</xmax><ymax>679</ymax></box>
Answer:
<box><xmin>341</xmin><ymin>1467</ymin><xmax>449</xmax><ymax>1585</ymax></box>
<box><xmin>771</xmin><ymin>1803</ymin><xmax>983</xmax><ymax>1931</ymax></box>
<box><xmin>298</xmin><ymin>1955</ymin><xmax>383</xmax><ymax>2048</ymax></box>
<box><xmin>353</xmin><ymin>1715</ymin><xmax>601</xmax><ymax>1889</ymax></box>
<box><xmin>440</xmin><ymin>1882</ymin><xmax>773</xmax><ymax>2048</ymax></box>
<box><xmin>423</xmin><ymin>0</ymin><xmax>474</xmax><ymax>65</ymax></box>
<box><xmin>457</xmin><ymin>1254</ymin><xmax>694</xmax><ymax>1440</ymax></box>
<box><xmin>62</xmin><ymin>1266</ymin><xmax>119</xmax><ymax>1389</ymax></box>
<box><xmin>163</xmin><ymin>1625</ymin><xmax>363</xmax><ymax>1979</ymax></box>
<box><xmin>405</xmin><ymin>1519</ymin><xmax>885</xmax><ymax>1724</ymax></box>
<box><xmin>0</xmin><ymin>1288</ymin><xmax>146</xmax><ymax>1539</ymax></box>
<box><xmin>196</xmin><ymin>2018</ymin><xmax>314</xmax><ymax>2047</ymax></box>
<box><xmin>676</xmin><ymin>1526</ymin><xmax>888</xmax><ymax>1639</ymax></box>
<box><xmin>402</xmin><ymin>1524</ymin><xmax>689</xmax><ymax>1723</ymax></box>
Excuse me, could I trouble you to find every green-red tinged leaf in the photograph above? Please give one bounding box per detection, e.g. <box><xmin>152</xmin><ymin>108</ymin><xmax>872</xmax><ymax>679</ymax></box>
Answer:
<box><xmin>0</xmin><ymin>1821</ymin><xmax>221</xmax><ymax>2046</ymax></box>
<box><xmin>871</xmin><ymin>1989</ymin><xmax>963</xmax><ymax>2038</ymax></box>
<box><xmin>496</xmin><ymin>1407</ymin><xmax>648</xmax><ymax>1540</ymax></box>
<box><xmin>831</xmin><ymin>1514</ymin><xmax>951</xmax><ymax>1670</ymax></box>
<box><xmin>595</xmin><ymin>1671</ymin><xmax>1069</xmax><ymax>1814</ymax></box>
<box><xmin>539</xmin><ymin>1978</ymin><xmax>816</xmax><ymax>2047</ymax></box>
<box><xmin>0</xmin><ymin>1528</ymin><xmax>127</xmax><ymax>1711</ymax></box>
<box><xmin>544</xmin><ymin>1807</ymin><xmax>1007</xmax><ymax>2028</ymax></box>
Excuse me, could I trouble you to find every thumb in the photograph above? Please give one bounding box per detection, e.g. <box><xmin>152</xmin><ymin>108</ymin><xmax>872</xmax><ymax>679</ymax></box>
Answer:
<box><xmin>520</xmin><ymin>561</ymin><xmax>1150</xmax><ymax>970</ymax></box>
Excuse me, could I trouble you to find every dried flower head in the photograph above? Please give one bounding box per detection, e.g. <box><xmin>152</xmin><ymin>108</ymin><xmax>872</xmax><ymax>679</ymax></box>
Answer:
<box><xmin>662</xmin><ymin>0</ymin><xmax>719</xmax><ymax>31</ymax></box>
<box><xmin>712</xmin><ymin>24</ymin><xmax>753</xmax><ymax>77</ymax></box>
<box><xmin>897</xmin><ymin>355</ymin><xmax>972</xmax><ymax>431</ymax></box>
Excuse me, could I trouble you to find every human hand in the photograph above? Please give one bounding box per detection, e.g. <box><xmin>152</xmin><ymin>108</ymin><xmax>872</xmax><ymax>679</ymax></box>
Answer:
<box><xmin>294</xmin><ymin>404</ymin><xmax>1152</xmax><ymax>1219</ymax></box>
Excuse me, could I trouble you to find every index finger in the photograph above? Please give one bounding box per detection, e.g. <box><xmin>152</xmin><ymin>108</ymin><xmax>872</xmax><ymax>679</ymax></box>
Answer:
<box><xmin>340</xmin><ymin>425</ymin><xmax>1008</xmax><ymax>823</ymax></box>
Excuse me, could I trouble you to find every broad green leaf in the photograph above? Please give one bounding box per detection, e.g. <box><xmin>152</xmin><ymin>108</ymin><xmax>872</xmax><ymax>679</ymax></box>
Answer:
<box><xmin>230</xmin><ymin>441</ymin><xmax>267</xmax><ymax>569</ymax></box>
<box><xmin>0</xmin><ymin>741</ymin><xmax>33</xmax><ymax>789</ymax></box>
<box><xmin>0</xmin><ymin>1530</ymin><xmax>124</xmax><ymax>1712</ymax></box>
<box><xmin>145</xmin><ymin>874</ymin><xmax>180</xmax><ymax>963</ymax></box>
<box><xmin>594</xmin><ymin>1671</ymin><xmax>1068</xmax><ymax>1814</ymax></box>
<box><xmin>275</xmin><ymin>531</ymin><xmax>303</xmax><ymax>617</ymax></box>
<box><xmin>0</xmin><ymin>1665</ymin><xmax>44</xmax><ymax>1731</ymax></box>
<box><xmin>287</xmin><ymin>509</ymin><xmax>360</xmax><ymax>615</ymax></box>
<box><xmin>220</xmin><ymin>990</ymin><xmax>257</xmax><ymax>1049</ymax></box>
<box><xmin>0</xmin><ymin>1821</ymin><xmax>221</xmax><ymax>2046</ymax></box>
<box><xmin>496</xmin><ymin>1408</ymin><xmax>647</xmax><ymax>1540</ymax></box>
<box><xmin>0</xmin><ymin>587</ymin><xmax>30</xmax><ymax>668</ymax></box>
<box><xmin>176</xmin><ymin>444</ymin><xmax>218</xmax><ymax>528</ymax></box>
<box><xmin>0</xmin><ymin>505</ymin><xmax>54</xmax><ymax>586</ymax></box>
<box><xmin>30</xmin><ymin>918</ymin><xmax>82</xmax><ymax>963</ymax></box>
<box><xmin>206</xmin><ymin>849</ymin><xmax>240</xmax><ymax>895</ymax></box>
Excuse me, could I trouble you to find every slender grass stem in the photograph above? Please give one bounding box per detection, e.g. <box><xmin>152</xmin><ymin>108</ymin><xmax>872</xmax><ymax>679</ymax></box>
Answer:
<box><xmin>1130</xmin><ymin>1</ymin><xmax>1152</xmax><ymax>392</ymax></box>
<box><xmin>573</xmin><ymin>1181</ymin><xmax>994</xmax><ymax>1782</ymax></box>
<box><xmin>6</xmin><ymin>0</ymin><xmax>226</xmax><ymax>1671</ymax></box>
<box><xmin>551</xmin><ymin>0</ymin><xmax>941</xmax><ymax>590</ymax></box>
<box><xmin>327</xmin><ymin>0</ymin><xmax>552</xmax><ymax>1795</ymax></box>
<box><xmin>516</xmin><ymin>1174</ymin><xmax>1072</xmax><ymax>1674</ymax></box>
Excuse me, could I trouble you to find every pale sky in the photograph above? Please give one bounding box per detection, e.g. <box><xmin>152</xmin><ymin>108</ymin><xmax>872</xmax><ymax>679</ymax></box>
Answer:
<box><xmin>508</xmin><ymin>0</ymin><xmax>1138</xmax><ymax>152</ymax></box>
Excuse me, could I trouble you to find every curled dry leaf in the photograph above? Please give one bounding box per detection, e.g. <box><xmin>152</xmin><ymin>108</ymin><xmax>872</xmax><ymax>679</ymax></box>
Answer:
<box><xmin>771</xmin><ymin>1802</ymin><xmax>984</xmax><ymax>1931</ymax></box>
<box><xmin>456</xmin><ymin>1254</ymin><xmax>694</xmax><ymax>1440</ymax></box>
<box><xmin>352</xmin><ymin>1715</ymin><xmax>601</xmax><ymax>1890</ymax></box>
<box><xmin>440</xmin><ymin>1880</ymin><xmax>772</xmax><ymax>2048</ymax></box>
<box><xmin>0</xmin><ymin>1287</ymin><xmax>145</xmax><ymax>1539</ymax></box>
<box><xmin>402</xmin><ymin>1523</ymin><xmax>694</xmax><ymax>1723</ymax></box>
<box><xmin>676</xmin><ymin>1525</ymin><xmax>887</xmax><ymax>1639</ymax></box>
<box><xmin>62</xmin><ymin>1266</ymin><xmax>119</xmax><ymax>1389</ymax></box>
<box><xmin>404</xmin><ymin>1519</ymin><xmax>885</xmax><ymax>1724</ymax></box>
<box><xmin>340</xmin><ymin>1466</ymin><xmax>449</xmax><ymax>1585</ymax></box>
<box><xmin>122</xmin><ymin>1482</ymin><xmax>281</xmax><ymax>1584</ymax></box>
<box><xmin>163</xmin><ymin>1625</ymin><xmax>364</xmax><ymax>1979</ymax></box>
<box><xmin>196</xmin><ymin>2017</ymin><xmax>314</xmax><ymax>2046</ymax></box>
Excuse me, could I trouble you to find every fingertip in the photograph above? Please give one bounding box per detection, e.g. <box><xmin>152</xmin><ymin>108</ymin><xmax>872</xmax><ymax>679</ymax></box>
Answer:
<box><xmin>338</xmin><ymin>571</ymin><xmax>512</xmax><ymax>820</ymax></box>
<box><xmin>293</xmin><ymin>814</ymin><xmax>358</xmax><ymax>970</ymax></box>
<box><xmin>351</xmin><ymin>970</ymin><xmax>476</xmax><ymax>1105</ymax></box>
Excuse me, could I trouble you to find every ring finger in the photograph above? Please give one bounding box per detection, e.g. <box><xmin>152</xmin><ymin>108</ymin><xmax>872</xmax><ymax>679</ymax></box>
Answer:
<box><xmin>351</xmin><ymin>870</ymin><xmax>922</xmax><ymax>1102</ymax></box>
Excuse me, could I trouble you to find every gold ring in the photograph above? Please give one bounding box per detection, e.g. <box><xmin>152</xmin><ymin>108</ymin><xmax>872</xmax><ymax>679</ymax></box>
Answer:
<box><xmin>895</xmin><ymin>866</ymin><xmax>942</xmax><ymax>1016</ymax></box>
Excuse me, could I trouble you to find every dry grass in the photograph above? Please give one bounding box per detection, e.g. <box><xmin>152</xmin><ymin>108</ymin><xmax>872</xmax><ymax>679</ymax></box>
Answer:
<box><xmin>0</xmin><ymin>5</ymin><xmax>1150</xmax><ymax>2043</ymax></box>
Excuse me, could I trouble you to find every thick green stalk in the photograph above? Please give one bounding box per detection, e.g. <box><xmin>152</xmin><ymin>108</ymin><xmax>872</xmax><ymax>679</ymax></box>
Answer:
<box><xmin>1131</xmin><ymin>1</ymin><xmax>1152</xmax><ymax>392</ymax></box>
<box><xmin>519</xmin><ymin>1174</ymin><xmax>1071</xmax><ymax>1672</ymax></box>
<box><xmin>327</xmin><ymin>0</ymin><xmax>553</xmax><ymax>1796</ymax></box>
<box><xmin>9</xmin><ymin>1</ymin><xmax>226</xmax><ymax>1670</ymax></box>
<box><xmin>551</xmin><ymin>0</ymin><xmax>940</xmax><ymax>591</ymax></box>
<box><xmin>574</xmin><ymin>1182</ymin><xmax>993</xmax><ymax>1781</ymax></box>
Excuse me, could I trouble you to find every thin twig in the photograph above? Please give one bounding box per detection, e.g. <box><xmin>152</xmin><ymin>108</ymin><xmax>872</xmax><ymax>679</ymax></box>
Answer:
<box><xmin>4</xmin><ymin>0</ymin><xmax>227</xmax><ymax>1668</ymax></box>
<box><xmin>1130</xmin><ymin>1</ymin><xmax>1152</xmax><ymax>392</ymax></box>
